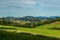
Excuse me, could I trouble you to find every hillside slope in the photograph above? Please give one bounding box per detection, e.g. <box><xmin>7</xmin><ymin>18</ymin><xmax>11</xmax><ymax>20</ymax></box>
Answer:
<box><xmin>0</xmin><ymin>21</ymin><xmax>60</xmax><ymax>38</ymax></box>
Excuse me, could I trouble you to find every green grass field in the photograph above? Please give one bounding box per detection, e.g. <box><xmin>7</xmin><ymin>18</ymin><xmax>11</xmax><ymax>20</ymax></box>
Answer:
<box><xmin>0</xmin><ymin>22</ymin><xmax>60</xmax><ymax>40</ymax></box>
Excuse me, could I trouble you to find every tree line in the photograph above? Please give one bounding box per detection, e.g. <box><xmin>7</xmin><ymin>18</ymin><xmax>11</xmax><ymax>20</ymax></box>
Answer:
<box><xmin>0</xmin><ymin>16</ymin><xmax>60</xmax><ymax>28</ymax></box>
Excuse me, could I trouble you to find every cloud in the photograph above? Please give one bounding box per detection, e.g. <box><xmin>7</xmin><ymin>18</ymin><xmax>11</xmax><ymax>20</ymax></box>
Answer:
<box><xmin>0</xmin><ymin>0</ymin><xmax>37</xmax><ymax>9</ymax></box>
<box><xmin>18</xmin><ymin>0</ymin><xmax>36</xmax><ymax>8</ymax></box>
<box><xmin>20</xmin><ymin>0</ymin><xmax>36</xmax><ymax>5</ymax></box>
<box><xmin>39</xmin><ymin>0</ymin><xmax>60</xmax><ymax>8</ymax></box>
<box><xmin>0</xmin><ymin>0</ymin><xmax>60</xmax><ymax>8</ymax></box>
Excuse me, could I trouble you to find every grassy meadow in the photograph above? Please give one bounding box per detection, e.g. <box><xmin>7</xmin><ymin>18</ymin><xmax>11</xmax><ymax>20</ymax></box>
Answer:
<box><xmin>0</xmin><ymin>21</ymin><xmax>60</xmax><ymax>40</ymax></box>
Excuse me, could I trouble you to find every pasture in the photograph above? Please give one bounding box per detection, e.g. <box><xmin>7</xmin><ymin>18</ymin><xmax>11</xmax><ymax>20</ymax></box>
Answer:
<box><xmin>0</xmin><ymin>22</ymin><xmax>60</xmax><ymax>40</ymax></box>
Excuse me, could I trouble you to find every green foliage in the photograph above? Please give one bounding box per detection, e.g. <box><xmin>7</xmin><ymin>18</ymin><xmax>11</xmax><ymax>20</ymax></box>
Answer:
<box><xmin>0</xmin><ymin>17</ymin><xmax>60</xmax><ymax>28</ymax></box>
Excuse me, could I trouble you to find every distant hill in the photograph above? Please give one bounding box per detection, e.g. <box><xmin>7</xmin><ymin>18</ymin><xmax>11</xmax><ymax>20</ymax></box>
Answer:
<box><xmin>5</xmin><ymin>16</ymin><xmax>39</xmax><ymax>21</ymax></box>
<box><xmin>18</xmin><ymin>16</ymin><xmax>41</xmax><ymax>21</ymax></box>
<box><xmin>4</xmin><ymin>16</ymin><xmax>60</xmax><ymax>21</ymax></box>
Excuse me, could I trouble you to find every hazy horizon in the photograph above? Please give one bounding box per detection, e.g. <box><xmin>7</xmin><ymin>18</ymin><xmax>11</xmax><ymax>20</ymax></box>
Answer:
<box><xmin>0</xmin><ymin>0</ymin><xmax>60</xmax><ymax>17</ymax></box>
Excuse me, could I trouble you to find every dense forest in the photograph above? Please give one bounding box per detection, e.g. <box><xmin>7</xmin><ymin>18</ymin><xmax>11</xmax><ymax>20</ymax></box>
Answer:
<box><xmin>0</xmin><ymin>16</ymin><xmax>60</xmax><ymax>28</ymax></box>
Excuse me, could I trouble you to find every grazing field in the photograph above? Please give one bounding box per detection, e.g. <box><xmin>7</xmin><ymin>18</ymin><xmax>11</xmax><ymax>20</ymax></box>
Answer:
<box><xmin>0</xmin><ymin>22</ymin><xmax>60</xmax><ymax>40</ymax></box>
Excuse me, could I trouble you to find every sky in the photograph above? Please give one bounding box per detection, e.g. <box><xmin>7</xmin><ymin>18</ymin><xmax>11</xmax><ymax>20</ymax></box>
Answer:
<box><xmin>0</xmin><ymin>0</ymin><xmax>60</xmax><ymax>17</ymax></box>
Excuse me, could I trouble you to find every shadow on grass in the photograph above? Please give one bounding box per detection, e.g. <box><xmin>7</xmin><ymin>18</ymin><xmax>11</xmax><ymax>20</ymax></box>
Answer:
<box><xmin>0</xmin><ymin>27</ymin><xmax>16</xmax><ymax>30</ymax></box>
<box><xmin>48</xmin><ymin>27</ymin><xmax>60</xmax><ymax>30</ymax></box>
<box><xmin>0</xmin><ymin>30</ymin><xmax>60</xmax><ymax>40</ymax></box>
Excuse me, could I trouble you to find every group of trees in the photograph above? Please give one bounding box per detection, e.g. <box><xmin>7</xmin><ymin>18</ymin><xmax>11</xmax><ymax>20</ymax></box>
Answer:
<box><xmin>0</xmin><ymin>16</ymin><xmax>60</xmax><ymax>28</ymax></box>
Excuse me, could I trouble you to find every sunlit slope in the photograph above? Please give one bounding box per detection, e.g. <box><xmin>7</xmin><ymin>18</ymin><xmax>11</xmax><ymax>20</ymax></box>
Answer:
<box><xmin>36</xmin><ymin>21</ymin><xmax>60</xmax><ymax>29</ymax></box>
<box><xmin>0</xmin><ymin>21</ymin><xmax>60</xmax><ymax>38</ymax></box>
